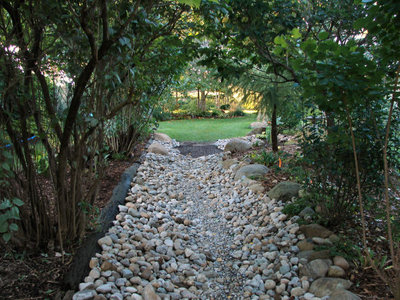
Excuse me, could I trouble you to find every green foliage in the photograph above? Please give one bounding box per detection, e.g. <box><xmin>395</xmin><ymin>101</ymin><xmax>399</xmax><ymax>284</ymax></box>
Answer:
<box><xmin>153</xmin><ymin>107</ymin><xmax>172</xmax><ymax>122</ymax></box>
<box><xmin>301</xmin><ymin>118</ymin><xmax>384</xmax><ymax>225</ymax></box>
<box><xmin>231</xmin><ymin>108</ymin><xmax>245</xmax><ymax>117</ymax></box>
<box><xmin>220</xmin><ymin>104</ymin><xmax>230</xmax><ymax>110</ymax></box>
<box><xmin>250</xmin><ymin>150</ymin><xmax>279</xmax><ymax>167</ymax></box>
<box><xmin>282</xmin><ymin>197</ymin><xmax>311</xmax><ymax>217</ymax></box>
<box><xmin>78</xmin><ymin>201</ymin><xmax>100</xmax><ymax>231</ymax></box>
<box><xmin>315</xmin><ymin>236</ymin><xmax>361</xmax><ymax>263</ymax></box>
<box><xmin>0</xmin><ymin>198</ymin><xmax>23</xmax><ymax>243</ymax></box>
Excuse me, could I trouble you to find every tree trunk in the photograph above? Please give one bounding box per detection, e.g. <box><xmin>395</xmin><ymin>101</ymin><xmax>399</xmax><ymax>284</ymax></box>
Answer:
<box><xmin>200</xmin><ymin>90</ymin><xmax>206</xmax><ymax>112</ymax></box>
<box><xmin>325</xmin><ymin>111</ymin><xmax>335</xmax><ymax>134</ymax></box>
<box><xmin>271</xmin><ymin>103</ymin><xmax>278</xmax><ymax>152</ymax></box>
<box><xmin>197</xmin><ymin>88</ymin><xmax>200</xmax><ymax>110</ymax></box>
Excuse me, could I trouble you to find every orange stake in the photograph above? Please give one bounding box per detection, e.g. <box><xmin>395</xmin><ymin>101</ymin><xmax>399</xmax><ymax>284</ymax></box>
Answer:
<box><xmin>278</xmin><ymin>158</ymin><xmax>282</xmax><ymax>168</ymax></box>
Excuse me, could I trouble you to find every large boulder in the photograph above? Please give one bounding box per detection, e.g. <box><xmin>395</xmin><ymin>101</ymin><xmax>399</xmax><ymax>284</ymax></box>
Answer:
<box><xmin>235</xmin><ymin>164</ymin><xmax>269</xmax><ymax>181</ymax></box>
<box><xmin>267</xmin><ymin>181</ymin><xmax>301</xmax><ymax>201</ymax></box>
<box><xmin>224</xmin><ymin>138</ymin><xmax>252</xmax><ymax>153</ymax></box>
<box><xmin>309</xmin><ymin>278</ymin><xmax>352</xmax><ymax>297</ymax></box>
<box><xmin>154</xmin><ymin>132</ymin><xmax>172</xmax><ymax>143</ymax></box>
<box><xmin>250</xmin><ymin>121</ymin><xmax>268</xmax><ymax>129</ymax></box>
<box><xmin>148</xmin><ymin>142</ymin><xmax>168</xmax><ymax>155</ymax></box>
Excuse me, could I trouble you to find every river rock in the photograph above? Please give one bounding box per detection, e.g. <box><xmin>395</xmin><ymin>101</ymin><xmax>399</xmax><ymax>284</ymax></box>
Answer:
<box><xmin>328</xmin><ymin>265</ymin><xmax>346</xmax><ymax>277</ymax></box>
<box><xmin>142</xmin><ymin>284</ymin><xmax>160</xmax><ymax>300</ymax></box>
<box><xmin>224</xmin><ymin>138</ymin><xmax>252</xmax><ymax>153</ymax></box>
<box><xmin>297</xmin><ymin>239</ymin><xmax>314</xmax><ymax>251</ymax></box>
<box><xmin>299</xmin><ymin>207</ymin><xmax>315</xmax><ymax>218</ymax></box>
<box><xmin>300</xmin><ymin>259</ymin><xmax>329</xmax><ymax>278</ymax></box>
<box><xmin>148</xmin><ymin>142</ymin><xmax>168</xmax><ymax>155</ymax></box>
<box><xmin>221</xmin><ymin>159</ymin><xmax>238</xmax><ymax>169</ymax></box>
<box><xmin>309</xmin><ymin>278</ymin><xmax>352</xmax><ymax>297</ymax></box>
<box><xmin>73</xmin><ymin>290</ymin><xmax>97</xmax><ymax>300</ymax></box>
<box><xmin>98</xmin><ymin>236</ymin><xmax>112</xmax><ymax>247</ymax></box>
<box><xmin>333</xmin><ymin>256</ymin><xmax>350</xmax><ymax>270</ymax></box>
<box><xmin>299</xmin><ymin>224</ymin><xmax>333</xmax><ymax>238</ymax></box>
<box><xmin>154</xmin><ymin>132</ymin><xmax>172</xmax><ymax>143</ymax></box>
<box><xmin>329</xmin><ymin>289</ymin><xmax>361</xmax><ymax>300</ymax></box>
<box><xmin>267</xmin><ymin>181</ymin><xmax>301</xmax><ymax>201</ymax></box>
<box><xmin>235</xmin><ymin>164</ymin><xmax>269</xmax><ymax>181</ymax></box>
<box><xmin>249</xmin><ymin>183</ymin><xmax>265</xmax><ymax>193</ymax></box>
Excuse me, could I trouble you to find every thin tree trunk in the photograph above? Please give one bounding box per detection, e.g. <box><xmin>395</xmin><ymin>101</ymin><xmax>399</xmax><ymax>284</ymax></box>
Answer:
<box><xmin>200</xmin><ymin>90</ymin><xmax>206</xmax><ymax>112</ymax></box>
<box><xmin>271</xmin><ymin>103</ymin><xmax>278</xmax><ymax>152</ymax></box>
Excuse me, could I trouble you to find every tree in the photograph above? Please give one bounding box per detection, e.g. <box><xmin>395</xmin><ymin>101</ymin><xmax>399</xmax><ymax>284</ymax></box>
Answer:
<box><xmin>0</xmin><ymin>0</ymin><xmax>192</xmax><ymax>250</ymax></box>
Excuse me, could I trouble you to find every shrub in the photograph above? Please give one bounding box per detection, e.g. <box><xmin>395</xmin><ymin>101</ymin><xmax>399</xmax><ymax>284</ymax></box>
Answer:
<box><xmin>231</xmin><ymin>109</ymin><xmax>245</xmax><ymax>117</ymax></box>
<box><xmin>220</xmin><ymin>104</ymin><xmax>230</xmax><ymax>110</ymax></box>
<box><xmin>153</xmin><ymin>107</ymin><xmax>172</xmax><ymax>121</ymax></box>
<box><xmin>301</xmin><ymin>120</ymin><xmax>383</xmax><ymax>226</ymax></box>
<box><xmin>210</xmin><ymin>109</ymin><xmax>223</xmax><ymax>118</ymax></box>
<box><xmin>282</xmin><ymin>197</ymin><xmax>311</xmax><ymax>217</ymax></box>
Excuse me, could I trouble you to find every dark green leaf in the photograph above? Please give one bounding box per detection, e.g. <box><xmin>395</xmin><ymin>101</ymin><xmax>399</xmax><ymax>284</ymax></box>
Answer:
<box><xmin>0</xmin><ymin>221</ymin><xmax>8</xmax><ymax>233</ymax></box>
<box><xmin>9</xmin><ymin>223</ymin><xmax>18</xmax><ymax>232</ymax></box>
<box><xmin>318</xmin><ymin>31</ymin><xmax>329</xmax><ymax>40</ymax></box>
<box><xmin>3</xmin><ymin>232</ymin><xmax>11</xmax><ymax>243</ymax></box>
<box><xmin>0</xmin><ymin>199</ymin><xmax>11</xmax><ymax>210</ymax></box>
<box><xmin>12</xmin><ymin>198</ymin><xmax>24</xmax><ymax>207</ymax></box>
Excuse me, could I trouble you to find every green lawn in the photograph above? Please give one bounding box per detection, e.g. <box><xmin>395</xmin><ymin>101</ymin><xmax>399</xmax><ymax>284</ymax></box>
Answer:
<box><xmin>157</xmin><ymin>114</ymin><xmax>257</xmax><ymax>142</ymax></box>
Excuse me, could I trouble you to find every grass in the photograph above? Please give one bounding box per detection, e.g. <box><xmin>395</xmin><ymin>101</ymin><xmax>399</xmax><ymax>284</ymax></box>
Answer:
<box><xmin>157</xmin><ymin>113</ymin><xmax>257</xmax><ymax>142</ymax></box>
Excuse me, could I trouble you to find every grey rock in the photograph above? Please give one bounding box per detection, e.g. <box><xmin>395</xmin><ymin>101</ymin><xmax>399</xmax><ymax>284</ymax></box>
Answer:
<box><xmin>297</xmin><ymin>239</ymin><xmax>314</xmax><ymax>251</ymax></box>
<box><xmin>79</xmin><ymin>282</ymin><xmax>94</xmax><ymax>291</ymax></box>
<box><xmin>142</xmin><ymin>284</ymin><xmax>161</xmax><ymax>300</ymax></box>
<box><xmin>72</xmin><ymin>290</ymin><xmax>96</xmax><ymax>300</ymax></box>
<box><xmin>154</xmin><ymin>132</ymin><xmax>172</xmax><ymax>143</ymax></box>
<box><xmin>299</xmin><ymin>224</ymin><xmax>333</xmax><ymax>238</ymax></box>
<box><xmin>96</xmin><ymin>284</ymin><xmax>113</xmax><ymax>293</ymax></box>
<box><xmin>110</xmin><ymin>293</ymin><xmax>123</xmax><ymax>300</ymax></box>
<box><xmin>309</xmin><ymin>278</ymin><xmax>352</xmax><ymax>297</ymax></box>
<box><xmin>122</xmin><ymin>269</ymin><xmax>134</xmax><ymax>279</ymax></box>
<box><xmin>98</xmin><ymin>236</ymin><xmax>113</xmax><ymax>247</ymax></box>
<box><xmin>299</xmin><ymin>207</ymin><xmax>315</xmax><ymax>218</ymax></box>
<box><xmin>221</xmin><ymin>159</ymin><xmax>238</xmax><ymax>169</ymax></box>
<box><xmin>235</xmin><ymin>164</ymin><xmax>269</xmax><ymax>181</ymax></box>
<box><xmin>291</xmin><ymin>287</ymin><xmax>305</xmax><ymax>297</ymax></box>
<box><xmin>267</xmin><ymin>181</ymin><xmax>301</xmax><ymax>201</ymax></box>
<box><xmin>224</xmin><ymin>138</ymin><xmax>252</xmax><ymax>153</ymax></box>
<box><xmin>328</xmin><ymin>265</ymin><xmax>346</xmax><ymax>277</ymax></box>
<box><xmin>333</xmin><ymin>256</ymin><xmax>350</xmax><ymax>270</ymax></box>
<box><xmin>148</xmin><ymin>142</ymin><xmax>168</xmax><ymax>156</ymax></box>
<box><xmin>300</xmin><ymin>259</ymin><xmax>329</xmax><ymax>278</ymax></box>
<box><xmin>329</xmin><ymin>289</ymin><xmax>361</xmax><ymax>300</ymax></box>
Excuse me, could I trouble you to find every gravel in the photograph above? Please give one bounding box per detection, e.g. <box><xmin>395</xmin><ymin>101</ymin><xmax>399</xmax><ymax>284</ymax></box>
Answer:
<box><xmin>73</xmin><ymin>139</ymin><xmax>315</xmax><ymax>300</ymax></box>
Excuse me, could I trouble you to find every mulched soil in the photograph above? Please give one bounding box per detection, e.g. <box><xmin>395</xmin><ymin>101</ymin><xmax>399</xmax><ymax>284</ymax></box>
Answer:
<box><xmin>176</xmin><ymin>142</ymin><xmax>222</xmax><ymax>158</ymax></box>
